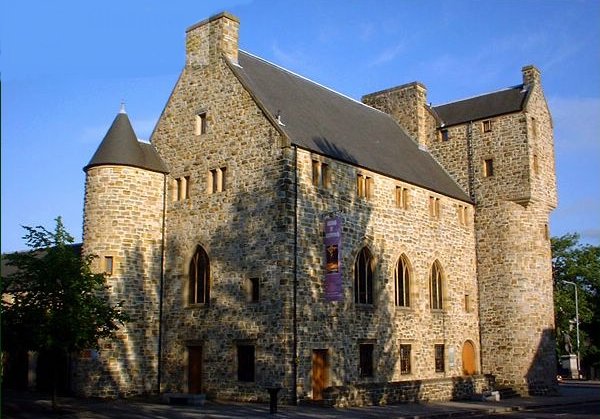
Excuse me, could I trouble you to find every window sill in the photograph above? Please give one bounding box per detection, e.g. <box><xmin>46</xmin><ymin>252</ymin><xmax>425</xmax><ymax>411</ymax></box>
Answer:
<box><xmin>186</xmin><ymin>303</ymin><xmax>210</xmax><ymax>309</ymax></box>
<box><xmin>354</xmin><ymin>303</ymin><xmax>375</xmax><ymax>311</ymax></box>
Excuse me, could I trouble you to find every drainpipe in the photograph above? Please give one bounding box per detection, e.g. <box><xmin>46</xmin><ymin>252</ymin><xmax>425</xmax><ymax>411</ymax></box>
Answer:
<box><xmin>467</xmin><ymin>122</ymin><xmax>484</xmax><ymax>377</ymax></box>
<box><xmin>292</xmin><ymin>145</ymin><xmax>299</xmax><ymax>405</ymax></box>
<box><xmin>157</xmin><ymin>173</ymin><xmax>167</xmax><ymax>394</ymax></box>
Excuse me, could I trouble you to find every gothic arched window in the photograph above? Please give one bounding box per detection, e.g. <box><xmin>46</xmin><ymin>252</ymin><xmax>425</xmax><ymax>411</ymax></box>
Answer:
<box><xmin>354</xmin><ymin>247</ymin><xmax>373</xmax><ymax>304</ymax></box>
<box><xmin>189</xmin><ymin>246</ymin><xmax>210</xmax><ymax>305</ymax></box>
<box><xmin>395</xmin><ymin>255</ymin><xmax>410</xmax><ymax>307</ymax></box>
<box><xmin>430</xmin><ymin>260</ymin><xmax>443</xmax><ymax>310</ymax></box>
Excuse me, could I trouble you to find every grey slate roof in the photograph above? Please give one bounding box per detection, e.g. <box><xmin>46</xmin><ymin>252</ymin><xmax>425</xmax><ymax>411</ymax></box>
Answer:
<box><xmin>231</xmin><ymin>51</ymin><xmax>470</xmax><ymax>202</ymax></box>
<box><xmin>84</xmin><ymin>112</ymin><xmax>168</xmax><ymax>173</ymax></box>
<box><xmin>432</xmin><ymin>85</ymin><xmax>529</xmax><ymax>127</ymax></box>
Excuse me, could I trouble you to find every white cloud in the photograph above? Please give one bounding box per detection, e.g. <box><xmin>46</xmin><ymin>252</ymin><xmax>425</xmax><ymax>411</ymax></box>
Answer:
<box><xmin>271</xmin><ymin>41</ymin><xmax>310</xmax><ymax>72</ymax></box>
<box><xmin>369</xmin><ymin>42</ymin><xmax>406</xmax><ymax>67</ymax></box>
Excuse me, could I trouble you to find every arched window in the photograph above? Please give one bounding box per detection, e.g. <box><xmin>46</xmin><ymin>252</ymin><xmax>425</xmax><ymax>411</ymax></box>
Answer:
<box><xmin>189</xmin><ymin>246</ymin><xmax>210</xmax><ymax>304</ymax></box>
<box><xmin>354</xmin><ymin>247</ymin><xmax>373</xmax><ymax>304</ymax></box>
<box><xmin>430</xmin><ymin>261</ymin><xmax>443</xmax><ymax>310</ymax></box>
<box><xmin>395</xmin><ymin>255</ymin><xmax>410</xmax><ymax>307</ymax></box>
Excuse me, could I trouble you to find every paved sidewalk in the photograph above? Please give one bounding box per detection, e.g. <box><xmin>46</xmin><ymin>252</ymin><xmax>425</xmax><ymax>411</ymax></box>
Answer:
<box><xmin>3</xmin><ymin>381</ymin><xmax>599</xmax><ymax>418</ymax></box>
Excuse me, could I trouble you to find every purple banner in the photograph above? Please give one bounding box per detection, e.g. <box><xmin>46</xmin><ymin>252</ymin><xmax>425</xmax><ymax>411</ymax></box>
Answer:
<box><xmin>324</xmin><ymin>216</ymin><xmax>343</xmax><ymax>301</ymax></box>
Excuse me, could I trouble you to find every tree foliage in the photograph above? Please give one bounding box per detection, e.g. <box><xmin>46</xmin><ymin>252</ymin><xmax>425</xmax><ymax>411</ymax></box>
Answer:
<box><xmin>2</xmin><ymin>217</ymin><xmax>128</xmax><ymax>376</ymax></box>
<box><xmin>552</xmin><ymin>233</ymin><xmax>600</xmax><ymax>372</ymax></box>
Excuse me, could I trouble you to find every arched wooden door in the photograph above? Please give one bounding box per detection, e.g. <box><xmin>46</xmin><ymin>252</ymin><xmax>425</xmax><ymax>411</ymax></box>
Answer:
<box><xmin>462</xmin><ymin>340</ymin><xmax>476</xmax><ymax>375</ymax></box>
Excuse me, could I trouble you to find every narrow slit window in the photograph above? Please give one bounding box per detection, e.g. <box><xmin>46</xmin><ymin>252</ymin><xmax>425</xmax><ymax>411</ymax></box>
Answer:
<box><xmin>400</xmin><ymin>344</ymin><xmax>411</xmax><ymax>375</ymax></box>
<box><xmin>104</xmin><ymin>256</ymin><xmax>114</xmax><ymax>276</ymax></box>
<box><xmin>435</xmin><ymin>344</ymin><xmax>445</xmax><ymax>373</ymax></box>
<box><xmin>482</xmin><ymin>120</ymin><xmax>492</xmax><ymax>133</ymax></box>
<box><xmin>248</xmin><ymin>277</ymin><xmax>259</xmax><ymax>303</ymax></box>
<box><xmin>483</xmin><ymin>159</ymin><xmax>494</xmax><ymax>177</ymax></box>
<box><xmin>429</xmin><ymin>196</ymin><xmax>440</xmax><ymax>219</ymax></box>
<box><xmin>457</xmin><ymin>205</ymin><xmax>468</xmax><ymax>226</ymax></box>
<box><xmin>220</xmin><ymin>167</ymin><xmax>227</xmax><ymax>191</ymax></box>
<box><xmin>395</xmin><ymin>186</ymin><xmax>409</xmax><ymax>209</ymax></box>
<box><xmin>312</xmin><ymin>161</ymin><xmax>331</xmax><ymax>189</ymax></box>
<box><xmin>312</xmin><ymin>160</ymin><xmax>320</xmax><ymax>186</ymax></box>
<box><xmin>195</xmin><ymin>112</ymin><xmax>207</xmax><ymax>135</ymax></box>
<box><xmin>321</xmin><ymin>163</ymin><xmax>331</xmax><ymax>189</ymax></box>
<box><xmin>440</xmin><ymin>129</ymin><xmax>449</xmax><ymax>141</ymax></box>
<box><xmin>184</xmin><ymin>176</ymin><xmax>191</xmax><ymax>199</ymax></box>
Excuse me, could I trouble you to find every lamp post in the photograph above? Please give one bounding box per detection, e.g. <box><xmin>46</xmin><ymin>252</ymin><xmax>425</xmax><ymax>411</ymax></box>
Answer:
<box><xmin>563</xmin><ymin>280</ymin><xmax>580</xmax><ymax>378</ymax></box>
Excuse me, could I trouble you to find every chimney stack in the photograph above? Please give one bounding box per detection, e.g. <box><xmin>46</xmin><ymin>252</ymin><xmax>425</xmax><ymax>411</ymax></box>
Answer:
<box><xmin>522</xmin><ymin>65</ymin><xmax>541</xmax><ymax>87</ymax></box>
<box><xmin>186</xmin><ymin>12</ymin><xmax>240</xmax><ymax>67</ymax></box>
<box><xmin>362</xmin><ymin>82</ymin><xmax>429</xmax><ymax>148</ymax></box>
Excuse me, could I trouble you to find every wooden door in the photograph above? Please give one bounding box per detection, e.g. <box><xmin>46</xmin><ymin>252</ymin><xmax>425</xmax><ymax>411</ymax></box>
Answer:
<box><xmin>188</xmin><ymin>346</ymin><xmax>202</xmax><ymax>394</ymax></box>
<box><xmin>462</xmin><ymin>340</ymin><xmax>476</xmax><ymax>375</ymax></box>
<box><xmin>312</xmin><ymin>349</ymin><xmax>328</xmax><ymax>401</ymax></box>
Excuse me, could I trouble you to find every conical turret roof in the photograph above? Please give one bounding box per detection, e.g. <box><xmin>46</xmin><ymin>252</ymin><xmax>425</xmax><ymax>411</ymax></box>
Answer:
<box><xmin>84</xmin><ymin>109</ymin><xmax>168</xmax><ymax>173</ymax></box>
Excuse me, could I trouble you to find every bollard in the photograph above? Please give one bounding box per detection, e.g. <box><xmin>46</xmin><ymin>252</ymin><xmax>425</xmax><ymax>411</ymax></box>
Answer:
<box><xmin>266</xmin><ymin>387</ymin><xmax>281</xmax><ymax>414</ymax></box>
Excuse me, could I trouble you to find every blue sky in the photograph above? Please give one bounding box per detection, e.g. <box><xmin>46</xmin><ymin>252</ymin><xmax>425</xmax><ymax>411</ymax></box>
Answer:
<box><xmin>2</xmin><ymin>0</ymin><xmax>599</xmax><ymax>251</ymax></box>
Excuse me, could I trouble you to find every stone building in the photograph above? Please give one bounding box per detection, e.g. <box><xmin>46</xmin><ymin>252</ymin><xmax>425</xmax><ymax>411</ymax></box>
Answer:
<box><xmin>75</xmin><ymin>12</ymin><xmax>558</xmax><ymax>405</ymax></box>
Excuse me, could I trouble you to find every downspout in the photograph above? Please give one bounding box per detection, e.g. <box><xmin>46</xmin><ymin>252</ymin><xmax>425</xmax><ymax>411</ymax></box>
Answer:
<box><xmin>292</xmin><ymin>145</ymin><xmax>299</xmax><ymax>405</ymax></box>
<box><xmin>157</xmin><ymin>173</ymin><xmax>167</xmax><ymax>394</ymax></box>
<box><xmin>467</xmin><ymin>122</ymin><xmax>484</xmax><ymax>376</ymax></box>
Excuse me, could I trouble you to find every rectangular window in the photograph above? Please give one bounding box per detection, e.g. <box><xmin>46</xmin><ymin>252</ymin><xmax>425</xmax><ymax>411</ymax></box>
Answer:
<box><xmin>531</xmin><ymin>117</ymin><xmax>538</xmax><ymax>139</ymax></box>
<box><xmin>312</xmin><ymin>160</ymin><xmax>320</xmax><ymax>186</ymax></box>
<box><xmin>429</xmin><ymin>196</ymin><xmax>440</xmax><ymax>219</ymax></box>
<box><xmin>104</xmin><ymin>256</ymin><xmax>113</xmax><ymax>276</ymax></box>
<box><xmin>533</xmin><ymin>154</ymin><xmax>539</xmax><ymax>175</ymax></box>
<box><xmin>435</xmin><ymin>344</ymin><xmax>445</xmax><ymax>373</ymax></box>
<box><xmin>208</xmin><ymin>168</ymin><xmax>227</xmax><ymax>193</ymax></box>
<box><xmin>248</xmin><ymin>277</ymin><xmax>259</xmax><ymax>303</ymax></box>
<box><xmin>321</xmin><ymin>163</ymin><xmax>331</xmax><ymax>189</ymax></box>
<box><xmin>184</xmin><ymin>176</ymin><xmax>191</xmax><ymax>199</ymax></box>
<box><xmin>357</xmin><ymin>174</ymin><xmax>373</xmax><ymax>199</ymax></box>
<box><xmin>237</xmin><ymin>344</ymin><xmax>255</xmax><ymax>382</ymax></box>
<box><xmin>457</xmin><ymin>204</ymin><xmax>468</xmax><ymax>226</ymax></box>
<box><xmin>220</xmin><ymin>167</ymin><xmax>227</xmax><ymax>191</ymax></box>
<box><xmin>400</xmin><ymin>344</ymin><xmax>411</xmax><ymax>375</ymax></box>
<box><xmin>440</xmin><ymin>129</ymin><xmax>449</xmax><ymax>141</ymax></box>
<box><xmin>357</xmin><ymin>174</ymin><xmax>364</xmax><ymax>197</ymax></box>
<box><xmin>544</xmin><ymin>223</ymin><xmax>550</xmax><ymax>241</ymax></box>
<box><xmin>465</xmin><ymin>293</ymin><xmax>471</xmax><ymax>312</ymax></box>
<box><xmin>195</xmin><ymin>112</ymin><xmax>207</xmax><ymax>135</ymax></box>
<box><xmin>395</xmin><ymin>186</ymin><xmax>409</xmax><ymax>209</ymax></box>
<box><xmin>483</xmin><ymin>159</ymin><xmax>494</xmax><ymax>177</ymax></box>
<box><xmin>359</xmin><ymin>343</ymin><xmax>374</xmax><ymax>377</ymax></box>
<box><xmin>482</xmin><ymin>120</ymin><xmax>492</xmax><ymax>133</ymax></box>
<box><xmin>312</xmin><ymin>160</ymin><xmax>331</xmax><ymax>189</ymax></box>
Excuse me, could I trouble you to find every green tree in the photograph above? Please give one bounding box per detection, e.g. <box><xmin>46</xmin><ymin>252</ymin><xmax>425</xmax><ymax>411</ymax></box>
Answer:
<box><xmin>552</xmin><ymin>233</ymin><xmax>600</xmax><ymax>376</ymax></box>
<box><xmin>2</xmin><ymin>217</ymin><xmax>127</xmax><ymax>409</ymax></box>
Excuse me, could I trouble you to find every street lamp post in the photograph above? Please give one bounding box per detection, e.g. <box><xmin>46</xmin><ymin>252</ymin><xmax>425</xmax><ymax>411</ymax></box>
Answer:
<box><xmin>563</xmin><ymin>280</ymin><xmax>580</xmax><ymax>378</ymax></box>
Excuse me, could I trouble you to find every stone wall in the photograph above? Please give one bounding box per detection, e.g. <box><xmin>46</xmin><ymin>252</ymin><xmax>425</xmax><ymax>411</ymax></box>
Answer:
<box><xmin>77</xmin><ymin>165</ymin><xmax>165</xmax><ymax>397</ymax></box>
<box><xmin>151</xmin><ymin>20</ymin><xmax>294</xmax><ymax>399</ymax></box>
<box><xmin>322</xmin><ymin>374</ymin><xmax>494</xmax><ymax>407</ymax></box>
<box><xmin>293</xmin><ymin>148</ymin><xmax>480</xmax><ymax>401</ymax></box>
<box><xmin>421</xmin><ymin>67</ymin><xmax>558</xmax><ymax>395</ymax></box>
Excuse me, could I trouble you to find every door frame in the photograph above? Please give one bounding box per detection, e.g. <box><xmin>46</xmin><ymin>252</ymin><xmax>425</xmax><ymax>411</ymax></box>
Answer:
<box><xmin>312</xmin><ymin>349</ymin><xmax>329</xmax><ymax>401</ymax></box>
<box><xmin>187</xmin><ymin>345</ymin><xmax>203</xmax><ymax>394</ymax></box>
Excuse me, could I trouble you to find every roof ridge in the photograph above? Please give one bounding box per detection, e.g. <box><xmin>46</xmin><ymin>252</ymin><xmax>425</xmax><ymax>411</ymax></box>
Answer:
<box><xmin>238</xmin><ymin>50</ymin><xmax>380</xmax><ymax>113</ymax></box>
<box><xmin>433</xmin><ymin>84</ymin><xmax>525</xmax><ymax>108</ymax></box>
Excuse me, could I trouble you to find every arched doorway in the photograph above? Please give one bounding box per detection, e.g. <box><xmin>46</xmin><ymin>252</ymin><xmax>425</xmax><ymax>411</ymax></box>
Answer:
<box><xmin>462</xmin><ymin>340</ymin><xmax>476</xmax><ymax>375</ymax></box>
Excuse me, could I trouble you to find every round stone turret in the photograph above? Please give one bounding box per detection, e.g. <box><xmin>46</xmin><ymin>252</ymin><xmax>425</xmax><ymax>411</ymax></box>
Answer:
<box><xmin>76</xmin><ymin>108</ymin><xmax>169</xmax><ymax>397</ymax></box>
